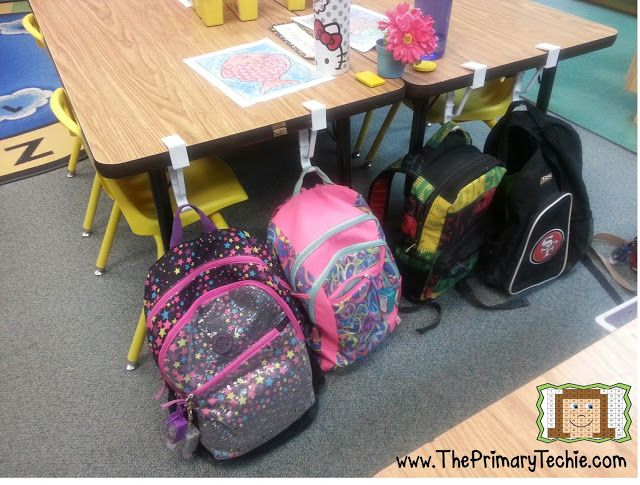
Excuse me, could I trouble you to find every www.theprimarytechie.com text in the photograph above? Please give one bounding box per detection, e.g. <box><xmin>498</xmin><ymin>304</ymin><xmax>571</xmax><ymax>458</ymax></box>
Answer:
<box><xmin>396</xmin><ymin>449</ymin><xmax>627</xmax><ymax>473</ymax></box>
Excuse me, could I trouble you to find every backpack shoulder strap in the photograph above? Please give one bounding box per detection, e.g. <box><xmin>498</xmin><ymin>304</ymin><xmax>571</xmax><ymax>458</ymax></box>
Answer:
<box><xmin>456</xmin><ymin>279</ymin><xmax>530</xmax><ymax>310</ymax></box>
<box><xmin>368</xmin><ymin>159</ymin><xmax>403</xmax><ymax>225</ymax></box>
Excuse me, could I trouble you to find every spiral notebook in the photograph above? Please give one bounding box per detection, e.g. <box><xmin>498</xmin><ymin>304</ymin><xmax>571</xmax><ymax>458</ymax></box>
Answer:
<box><xmin>271</xmin><ymin>22</ymin><xmax>315</xmax><ymax>59</ymax></box>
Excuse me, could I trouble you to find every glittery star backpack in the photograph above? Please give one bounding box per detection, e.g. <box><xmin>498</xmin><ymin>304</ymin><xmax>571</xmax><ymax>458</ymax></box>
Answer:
<box><xmin>144</xmin><ymin>205</ymin><xmax>319</xmax><ymax>461</ymax></box>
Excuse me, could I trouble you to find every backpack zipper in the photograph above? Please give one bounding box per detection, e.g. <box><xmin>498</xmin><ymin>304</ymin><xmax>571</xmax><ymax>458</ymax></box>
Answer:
<box><xmin>147</xmin><ymin>255</ymin><xmax>268</xmax><ymax>327</ymax></box>
<box><xmin>158</xmin><ymin>280</ymin><xmax>304</xmax><ymax>396</ymax></box>
<box><xmin>288</xmin><ymin>213</ymin><xmax>379</xmax><ymax>286</ymax></box>
<box><xmin>307</xmin><ymin>239</ymin><xmax>387</xmax><ymax>322</ymax></box>
<box><xmin>411</xmin><ymin>154</ymin><xmax>497</xmax><ymax>256</ymax></box>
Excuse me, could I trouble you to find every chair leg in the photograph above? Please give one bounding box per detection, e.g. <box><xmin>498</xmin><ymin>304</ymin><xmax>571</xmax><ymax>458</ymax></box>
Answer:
<box><xmin>67</xmin><ymin>137</ymin><xmax>82</xmax><ymax>178</ymax></box>
<box><xmin>95</xmin><ymin>202</ymin><xmax>122</xmax><ymax>275</ymax></box>
<box><xmin>211</xmin><ymin>212</ymin><xmax>229</xmax><ymax>229</ymax></box>
<box><xmin>363</xmin><ymin>101</ymin><xmax>402</xmax><ymax>168</ymax></box>
<box><xmin>82</xmin><ymin>174</ymin><xmax>102</xmax><ymax>237</ymax></box>
<box><xmin>353</xmin><ymin>110</ymin><xmax>374</xmax><ymax>159</ymax></box>
<box><xmin>126</xmin><ymin>309</ymin><xmax>147</xmax><ymax>371</ymax></box>
<box><xmin>153</xmin><ymin>234</ymin><xmax>165</xmax><ymax>260</ymax></box>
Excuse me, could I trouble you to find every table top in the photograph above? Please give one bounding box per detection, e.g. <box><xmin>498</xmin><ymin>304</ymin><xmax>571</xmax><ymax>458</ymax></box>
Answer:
<box><xmin>334</xmin><ymin>0</ymin><xmax>617</xmax><ymax>98</ymax></box>
<box><xmin>410</xmin><ymin>0</ymin><xmax>616</xmax><ymax>97</ymax></box>
<box><xmin>28</xmin><ymin>0</ymin><xmax>404</xmax><ymax>177</ymax></box>
<box><xmin>376</xmin><ymin>322</ymin><xmax>637</xmax><ymax>478</ymax></box>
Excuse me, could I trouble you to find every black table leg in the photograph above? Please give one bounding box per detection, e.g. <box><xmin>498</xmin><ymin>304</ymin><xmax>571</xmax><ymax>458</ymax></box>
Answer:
<box><xmin>148</xmin><ymin>169</ymin><xmax>173</xmax><ymax>252</ymax></box>
<box><xmin>409</xmin><ymin>98</ymin><xmax>430</xmax><ymax>154</ymax></box>
<box><xmin>536</xmin><ymin>66</ymin><xmax>557</xmax><ymax>114</ymax></box>
<box><xmin>335</xmin><ymin>117</ymin><xmax>352</xmax><ymax>187</ymax></box>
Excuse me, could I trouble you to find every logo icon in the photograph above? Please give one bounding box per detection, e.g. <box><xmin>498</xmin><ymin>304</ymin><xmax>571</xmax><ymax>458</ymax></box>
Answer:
<box><xmin>539</xmin><ymin>173</ymin><xmax>553</xmax><ymax>185</ymax></box>
<box><xmin>536</xmin><ymin>383</ymin><xmax>632</xmax><ymax>443</ymax></box>
<box><xmin>531</xmin><ymin>229</ymin><xmax>564</xmax><ymax>264</ymax></box>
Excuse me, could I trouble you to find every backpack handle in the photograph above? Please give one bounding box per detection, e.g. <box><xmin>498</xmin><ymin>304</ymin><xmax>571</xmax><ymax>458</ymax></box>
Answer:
<box><xmin>506</xmin><ymin>99</ymin><xmax>550</xmax><ymax>132</ymax></box>
<box><xmin>425</xmin><ymin>121</ymin><xmax>470</xmax><ymax>149</ymax></box>
<box><xmin>293</xmin><ymin>166</ymin><xmax>334</xmax><ymax>195</ymax></box>
<box><xmin>500</xmin><ymin>99</ymin><xmax>566</xmax><ymax>188</ymax></box>
<box><xmin>169</xmin><ymin>204</ymin><xmax>217</xmax><ymax>249</ymax></box>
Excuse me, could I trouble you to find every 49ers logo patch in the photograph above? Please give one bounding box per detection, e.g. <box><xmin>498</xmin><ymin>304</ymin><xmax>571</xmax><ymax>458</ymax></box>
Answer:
<box><xmin>531</xmin><ymin>229</ymin><xmax>565</xmax><ymax>264</ymax></box>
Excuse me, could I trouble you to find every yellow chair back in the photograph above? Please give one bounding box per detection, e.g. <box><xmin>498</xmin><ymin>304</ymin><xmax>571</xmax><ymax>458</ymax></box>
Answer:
<box><xmin>22</xmin><ymin>13</ymin><xmax>45</xmax><ymax>48</ymax></box>
<box><xmin>429</xmin><ymin>77</ymin><xmax>516</xmax><ymax>124</ymax></box>
<box><xmin>50</xmin><ymin>88</ymin><xmax>83</xmax><ymax>139</ymax></box>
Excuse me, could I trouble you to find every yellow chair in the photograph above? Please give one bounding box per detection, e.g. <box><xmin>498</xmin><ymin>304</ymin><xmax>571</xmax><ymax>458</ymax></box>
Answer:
<box><xmin>23</xmin><ymin>15</ymin><xmax>82</xmax><ymax>177</ymax></box>
<box><xmin>22</xmin><ymin>13</ymin><xmax>45</xmax><ymax>48</ymax></box>
<box><xmin>355</xmin><ymin>77</ymin><xmax>516</xmax><ymax>167</ymax></box>
<box><xmin>50</xmin><ymin>87</ymin><xmax>249</xmax><ymax>370</ymax></box>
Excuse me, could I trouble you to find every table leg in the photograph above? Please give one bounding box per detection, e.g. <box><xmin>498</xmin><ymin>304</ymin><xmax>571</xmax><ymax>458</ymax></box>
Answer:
<box><xmin>536</xmin><ymin>66</ymin><xmax>557</xmax><ymax>114</ymax></box>
<box><xmin>335</xmin><ymin>117</ymin><xmax>352</xmax><ymax>187</ymax></box>
<box><xmin>409</xmin><ymin>98</ymin><xmax>430</xmax><ymax>154</ymax></box>
<box><xmin>148</xmin><ymin>169</ymin><xmax>173</xmax><ymax>253</ymax></box>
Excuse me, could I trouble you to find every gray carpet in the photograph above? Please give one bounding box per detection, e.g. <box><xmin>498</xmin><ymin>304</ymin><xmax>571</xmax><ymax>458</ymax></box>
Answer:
<box><xmin>0</xmin><ymin>105</ymin><xmax>636</xmax><ymax>477</ymax></box>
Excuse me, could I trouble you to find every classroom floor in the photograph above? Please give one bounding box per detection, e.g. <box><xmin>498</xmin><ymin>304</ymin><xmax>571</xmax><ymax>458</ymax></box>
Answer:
<box><xmin>0</xmin><ymin>0</ymin><xmax>637</xmax><ymax>477</ymax></box>
<box><xmin>0</xmin><ymin>104</ymin><xmax>636</xmax><ymax>476</ymax></box>
<box><xmin>528</xmin><ymin>0</ymin><xmax>637</xmax><ymax>152</ymax></box>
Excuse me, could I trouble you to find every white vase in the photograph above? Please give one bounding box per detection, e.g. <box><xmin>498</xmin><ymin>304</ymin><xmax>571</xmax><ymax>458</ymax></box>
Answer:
<box><xmin>313</xmin><ymin>0</ymin><xmax>351</xmax><ymax>75</ymax></box>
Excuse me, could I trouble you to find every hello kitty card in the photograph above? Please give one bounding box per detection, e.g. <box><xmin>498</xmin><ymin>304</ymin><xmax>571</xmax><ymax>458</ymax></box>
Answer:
<box><xmin>184</xmin><ymin>38</ymin><xmax>333</xmax><ymax>107</ymax></box>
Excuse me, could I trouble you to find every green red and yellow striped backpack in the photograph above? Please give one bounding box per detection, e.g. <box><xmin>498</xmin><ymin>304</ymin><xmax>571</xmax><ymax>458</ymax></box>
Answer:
<box><xmin>368</xmin><ymin>122</ymin><xmax>506</xmax><ymax>315</ymax></box>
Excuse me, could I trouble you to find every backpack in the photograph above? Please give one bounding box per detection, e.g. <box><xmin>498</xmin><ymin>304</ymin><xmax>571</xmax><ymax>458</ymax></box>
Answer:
<box><xmin>267</xmin><ymin>166</ymin><xmax>401</xmax><ymax>372</ymax></box>
<box><xmin>368</xmin><ymin>122</ymin><xmax>506</xmax><ymax>305</ymax></box>
<box><xmin>144</xmin><ymin>205</ymin><xmax>318</xmax><ymax>461</ymax></box>
<box><xmin>478</xmin><ymin>100</ymin><xmax>593</xmax><ymax>295</ymax></box>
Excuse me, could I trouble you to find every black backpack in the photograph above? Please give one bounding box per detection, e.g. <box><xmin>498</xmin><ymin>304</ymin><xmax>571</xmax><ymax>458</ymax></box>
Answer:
<box><xmin>368</xmin><ymin>122</ymin><xmax>506</xmax><ymax>314</ymax></box>
<box><xmin>477</xmin><ymin>100</ymin><xmax>593</xmax><ymax>295</ymax></box>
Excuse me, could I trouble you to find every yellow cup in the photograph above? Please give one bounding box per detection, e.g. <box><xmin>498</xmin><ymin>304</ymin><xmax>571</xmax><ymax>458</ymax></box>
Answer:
<box><xmin>193</xmin><ymin>0</ymin><xmax>224</xmax><ymax>26</ymax></box>
<box><xmin>287</xmin><ymin>0</ymin><xmax>306</xmax><ymax>11</ymax></box>
<box><xmin>225</xmin><ymin>0</ymin><xmax>258</xmax><ymax>21</ymax></box>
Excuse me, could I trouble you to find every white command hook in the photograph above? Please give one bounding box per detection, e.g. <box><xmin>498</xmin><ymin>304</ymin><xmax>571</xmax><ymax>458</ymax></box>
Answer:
<box><xmin>298</xmin><ymin>100</ymin><xmax>327</xmax><ymax>171</ymax></box>
<box><xmin>513</xmin><ymin>43</ymin><xmax>561</xmax><ymax>100</ymax></box>
<box><xmin>443</xmin><ymin>61</ymin><xmax>487</xmax><ymax>122</ymax></box>
<box><xmin>161</xmin><ymin>134</ymin><xmax>190</xmax><ymax>210</ymax></box>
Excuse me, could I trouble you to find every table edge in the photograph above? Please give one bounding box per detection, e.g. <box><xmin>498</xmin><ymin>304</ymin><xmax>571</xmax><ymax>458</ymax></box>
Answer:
<box><xmin>403</xmin><ymin>32</ymin><xmax>618</xmax><ymax>99</ymax></box>
<box><xmin>93</xmin><ymin>85</ymin><xmax>405</xmax><ymax>178</ymax></box>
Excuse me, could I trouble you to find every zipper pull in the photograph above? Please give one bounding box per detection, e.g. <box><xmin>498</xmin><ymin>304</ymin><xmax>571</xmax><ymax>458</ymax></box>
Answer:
<box><xmin>181</xmin><ymin>394</ymin><xmax>200</xmax><ymax>459</ymax></box>
<box><xmin>154</xmin><ymin>382</ymin><xmax>168</xmax><ymax>401</ymax></box>
<box><xmin>185</xmin><ymin>394</ymin><xmax>196</xmax><ymax>424</ymax></box>
<box><xmin>165</xmin><ymin>401</ymin><xmax>188</xmax><ymax>447</ymax></box>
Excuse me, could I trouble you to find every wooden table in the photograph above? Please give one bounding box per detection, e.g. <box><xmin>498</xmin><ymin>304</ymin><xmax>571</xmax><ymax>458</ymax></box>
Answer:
<box><xmin>377</xmin><ymin>321</ymin><xmax>637</xmax><ymax>478</ymax></box>
<box><xmin>28</xmin><ymin>0</ymin><xmax>405</xmax><ymax>247</ymax></box>
<box><xmin>331</xmin><ymin>0</ymin><xmax>617</xmax><ymax>152</ymax></box>
<box><xmin>400</xmin><ymin>0</ymin><xmax>618</xmax><ymax>151</ymax></box>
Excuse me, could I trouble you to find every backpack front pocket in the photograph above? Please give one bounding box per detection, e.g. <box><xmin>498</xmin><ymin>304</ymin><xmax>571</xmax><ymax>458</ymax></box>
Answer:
<box><xmin>508</xmin><ymin>192</ymin><xmax>572</xmax><ymax>295</ymax></box>
<box><xmin>311</xmin><ymin>241</ymin><xmax>399</xmax><ymax>368</ymax></box>
<box><xmin>158</xmin><ymin>280</ymin><xmax>314</xmax><ymax>459</ymax></box>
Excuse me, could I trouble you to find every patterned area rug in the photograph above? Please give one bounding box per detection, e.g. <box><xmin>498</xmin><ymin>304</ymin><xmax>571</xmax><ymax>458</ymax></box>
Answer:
<box><xmin>0</xmin><ymin>2</ymin><xmax>81</xmax><ymax>185</ymax></box>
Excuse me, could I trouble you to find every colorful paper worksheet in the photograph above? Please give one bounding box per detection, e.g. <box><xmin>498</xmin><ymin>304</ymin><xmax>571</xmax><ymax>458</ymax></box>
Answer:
<box><xmin>184</xmin><ymin>38</ymin><xmax>333</xmax><ymax>107</ymax></box>
<box><xmin>292</xmin><ymin>4</ymin><xmax>387</xmax><ymax>53</ymax></box>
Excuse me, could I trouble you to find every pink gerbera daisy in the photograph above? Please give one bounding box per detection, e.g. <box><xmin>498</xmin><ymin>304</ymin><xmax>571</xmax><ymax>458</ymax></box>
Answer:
<box><xmin>378</xmin><ymin>2</ymin><xmax>437</xmax><ymax>64</ymax></box>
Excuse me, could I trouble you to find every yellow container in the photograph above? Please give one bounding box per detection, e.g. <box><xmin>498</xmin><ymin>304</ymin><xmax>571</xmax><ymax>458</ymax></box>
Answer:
<box><xmin>225</xmin><ymin>0</ymin><xmax>258</xmax><ymax>21</ymax></box>
<box><xmin>287</xmin><ymin>0</ymin><xmax>306</xmax><ymax>11</ymax></box>
<box><xmin>193</xmin><ymin>0</ymin><xmax>224</xmax><ymax>26</ymax></box>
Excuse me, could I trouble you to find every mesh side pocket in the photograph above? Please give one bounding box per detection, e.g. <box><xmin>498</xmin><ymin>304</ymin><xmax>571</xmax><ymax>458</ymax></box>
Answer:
<box><xmin>161</xmin><ymin>284</ymin><xmax>287</xmax><ymax>394</ymax></box>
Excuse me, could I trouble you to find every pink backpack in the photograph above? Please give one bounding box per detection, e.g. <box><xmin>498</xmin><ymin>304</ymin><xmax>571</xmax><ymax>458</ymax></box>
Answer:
<box><xmin>267</xmin><ymin>167</ymin><xmax>401</xmax><ymax>372</ymax></box>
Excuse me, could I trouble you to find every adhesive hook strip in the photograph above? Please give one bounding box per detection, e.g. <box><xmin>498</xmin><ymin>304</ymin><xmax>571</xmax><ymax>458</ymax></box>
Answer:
<box><xmin>161</xmin><ymin>134</ymin><xmax>190</xmax><ymax>210</ymax></box>
<box><xmin>298</xmin><ymin>100</ymin><xmax>327</xmax><ymax>169</ymax></box>
<box><xmin>445</xmin><ymin>61</ymin><xmax>488</xmax><ymax>121</ymax></box>
<box><xmin>461</xmin><ymin>61</ymin><xmax>488</xmax><ymax>89</ymax></box>
<box><xmin>302</xmin><ymin>100</ymin><xmax>327</xmax><ymax>132</ymax></box>
<box><xmin>535</xmin><ymin>43</ymin><xmax>561</xmax><ymax>69</ymax></box>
